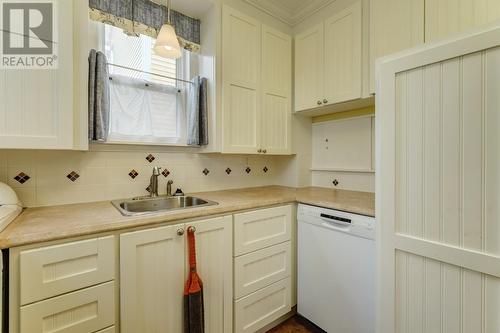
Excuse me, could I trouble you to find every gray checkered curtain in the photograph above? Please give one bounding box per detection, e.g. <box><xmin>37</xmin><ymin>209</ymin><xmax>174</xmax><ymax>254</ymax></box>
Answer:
<box><xmin>88</xmin><ymin>0</ymin><xmax>201</xmax><ymax>53</ymax></box>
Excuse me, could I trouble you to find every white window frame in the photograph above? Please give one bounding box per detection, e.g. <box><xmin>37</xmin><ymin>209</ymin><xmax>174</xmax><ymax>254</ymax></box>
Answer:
<box><xmin>96</xmin><ymin>23</ymin><xmax>191</xmax><ymax>147</ymax></box>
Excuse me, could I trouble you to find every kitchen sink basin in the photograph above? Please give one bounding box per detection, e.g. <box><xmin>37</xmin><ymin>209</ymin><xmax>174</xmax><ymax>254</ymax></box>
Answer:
<box><xmin>112</xmin><ymin>195</ymin><xmax>218</xmax><ymax>216</ymax></box>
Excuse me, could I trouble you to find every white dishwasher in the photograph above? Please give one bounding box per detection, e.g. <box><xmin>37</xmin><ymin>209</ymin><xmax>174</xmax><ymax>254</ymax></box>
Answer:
<box><xmin>297</xmin><ymin>204</ymin><xmax>375</xmax><ymax>333</ymax></box>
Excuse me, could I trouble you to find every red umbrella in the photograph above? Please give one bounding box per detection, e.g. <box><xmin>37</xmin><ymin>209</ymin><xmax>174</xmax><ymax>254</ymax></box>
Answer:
<box><xmin>184</xmin><ymin>226</ymin><xmax>204</xmax><ymax>333</ymax></box>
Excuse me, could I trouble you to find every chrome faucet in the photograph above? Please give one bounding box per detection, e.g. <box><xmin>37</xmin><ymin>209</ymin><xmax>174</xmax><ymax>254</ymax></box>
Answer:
<box><xmin>148</xmin><ymin>167</ymin><xmax>162</xmax><ymax>197</ymax></box>
<box><xmin>166</xmin><ymin>180</ymin><xmax>173</xmax><ymax>196</ymax></box>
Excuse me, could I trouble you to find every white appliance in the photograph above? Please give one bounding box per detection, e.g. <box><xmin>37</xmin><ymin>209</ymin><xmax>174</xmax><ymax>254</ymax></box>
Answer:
<box><xmin>0</xmin><ymin>181</ymin><xmax>22</xmax><ymax>232</ymax></box>
<box><xmin>297</xmin><ymin>204</ymin><xmax>375</xmax><ymax>333</ymax></box>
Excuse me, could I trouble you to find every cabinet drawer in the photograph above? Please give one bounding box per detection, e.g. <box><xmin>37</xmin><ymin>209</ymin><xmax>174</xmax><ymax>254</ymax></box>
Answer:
<box><xmin>234</xmin><ymin>205</ymin><xmax>292</xmax><ymax>256</ymax></box>
<box><xmin>20</xmin><ymin>281</ymin><xmax>115</xmax><ymax>333</ymax></box>
<box><xmin>234</xmin><ymin>242</ymin><xmax>291</xmax><ymax>299</ymax></box>
<box><xmin>234</xmin><ymin>277</ymin><xmax>291</xmax><ymax>333</ymax></box>
<box><xmin>20</xmin><ymin>236</ymin><xmax>115</xmax><ymax>305</ymax></box>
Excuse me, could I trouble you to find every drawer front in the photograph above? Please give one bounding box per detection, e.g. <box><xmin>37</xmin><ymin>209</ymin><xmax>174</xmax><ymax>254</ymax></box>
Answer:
<box><xmin>234</xmin><ymin>277</ymin><xmax>291</xmax><ymax>333</ymax></box>
<box><xmin>20</xmin><ymin>236</ymin><xmax>115</xmax><ymax>305</ymax></box>
<box><xmin>20</xmin><ymin>281</ymin><xmax>115</xmax><ymax>333</ymax></box>
<box><xmin>234</xmin><ymin>205</ymin><xmax>292</xmax><ymax>256</ymax></box>
<box><xmin>234</xmin><ymin>241</ymin><xmax>291</xmax><ymax>299</ymax></box>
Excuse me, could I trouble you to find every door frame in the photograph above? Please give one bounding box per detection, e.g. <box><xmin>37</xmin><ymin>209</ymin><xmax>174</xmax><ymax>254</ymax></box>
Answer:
<box><xmin>375</xmin><ymin>23</ymin><xmax>500</xmax><ymax>333</ymax></box>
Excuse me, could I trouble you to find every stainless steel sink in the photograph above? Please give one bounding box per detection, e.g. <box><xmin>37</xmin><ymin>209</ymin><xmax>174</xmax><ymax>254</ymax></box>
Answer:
<box><xmin>112</xmin><ymin>195</ymin><xmax>218</xmax><ymax>216</ymax></box>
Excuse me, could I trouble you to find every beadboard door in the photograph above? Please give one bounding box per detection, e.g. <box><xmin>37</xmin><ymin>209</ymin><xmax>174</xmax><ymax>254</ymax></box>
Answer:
<box><xmin>261</xmin><ymin>25</ymin><xmax>292</xmax><ymax>155</ymax></box>
<box><xmin>0</xmin><ymin>0</ymin><xmax>74</xmax><ymax>149</ymax></box>
<box><xmin>324</xmin><ymin>1</ymin><xmax>362</xmax><ymax>105</ymax></box>
<box><xmin>186</xmin><ymin>216</ymin><xmax>233</xmax><ymax>333</ymax></box>
<box><xmin>294</xmin><ymin>23</ymin><xmax>324</xmax><ymax>111</ymax></box>
<box><xmin>120</xmin><ymin>224</ymin><xmax>185</xmax><ymax>333</ymax></box>
<box><xmin>377</xmin><ymin>25</ymin><xmax>500</xmax><ymax>333</ymax></box>
<box><xmin>222</xmin><ymin>5</ymin><xmax>261</xmax><ymax>154</ymax></box>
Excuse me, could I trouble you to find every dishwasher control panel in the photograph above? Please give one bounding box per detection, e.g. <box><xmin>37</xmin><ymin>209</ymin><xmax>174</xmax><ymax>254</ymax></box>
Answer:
<box><xmin>297</xmin><ymin>204</ymin><xmax>375</xmax><ymax>240</ymax></box>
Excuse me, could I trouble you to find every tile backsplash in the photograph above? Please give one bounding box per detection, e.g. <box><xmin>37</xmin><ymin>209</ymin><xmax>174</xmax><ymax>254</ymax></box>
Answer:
<box><xmin>0</xmin><ymin>149</ymin><xmax>295</xmax><ymax>207</ymax></box>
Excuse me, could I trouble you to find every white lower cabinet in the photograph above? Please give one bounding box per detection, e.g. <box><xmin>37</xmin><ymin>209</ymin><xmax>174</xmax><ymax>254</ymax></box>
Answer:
<box><xmin>234</xmin><ymin>242</ymin><xmax>291</xmax><ymax>299</ymax></box>
<box><xmin>234</xmin><ymin>205</ymin><xmax>292</xmax><ymax>256</ymax></box>
<box><xmin>234</xmin><ymin>278</ymin><xmax>292</xmax><ymax>333</ymax></box>
<box><xmin>233</xmin><ymin>205</ymin><xmax>293</xmax><ymax>333</ymax></box>
<box><xmin>11</xmin><ymin>206</ymin><xmax>294</xmax><ymax>333</ymax></box>
<box><xmin>120</xmin><ymin>223</ymin><xmax>186</xmax><ymax>333</ymax></box>
<box><xmin>120</xmin><ymin>216</ymin><xmax>233</xmax><ymax>333</ymax></box>
<box><xmin>20</xmin><ymin>281</ymin><xmax>115</xmax><ymax>333</ymax></box>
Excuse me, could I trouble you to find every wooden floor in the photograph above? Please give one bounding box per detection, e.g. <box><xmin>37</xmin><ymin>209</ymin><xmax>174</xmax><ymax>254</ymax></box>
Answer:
<box><xmin>266</xmin><ymin>316</ymin><xmax>325</xmax><ymax>333</ymax></box>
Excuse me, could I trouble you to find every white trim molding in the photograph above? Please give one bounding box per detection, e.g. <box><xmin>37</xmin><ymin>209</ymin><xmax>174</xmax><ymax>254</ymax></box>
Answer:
<box><xmin>244</xmin><ymin>0</ymin><xmax>337</xmax><ymax>26</ymax></box>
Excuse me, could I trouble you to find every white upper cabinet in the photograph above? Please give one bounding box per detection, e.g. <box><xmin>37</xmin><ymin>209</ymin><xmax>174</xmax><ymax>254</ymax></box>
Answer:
<box><xmin>0</xmin><ymin>0</ymin><xmax>88</xmax><ymax>150</ymax></box>
<box><xmin>294</xmin><ymin>24</ymin><xmax>324</xmax><ymax>111</ymax></box>
<box><xmin>425</xmin><ymin>0</ymin><xmax>500</xmax><ymax>43</ymax></box>
<box><xmin>370</xmin><ymin>0</ymin><xmax>424</xmax><ymax>94</ymax></box>
<box><xmin>0</xmin><ymin>0</ymin><xmax>74</xmax><ymax>149</ymax></box>
<box><xmin>261</xmin><ymin>25</ymin><xmax>292</xmax><ymax>155</ymax></box>
<box><xmin>222</xmin><ymin>5</ymin><xmax>292</xmax><ymax>155</ymax></box>
<box><xmin>324</xmin><ymin>2</ymin><xmax>362</xmax><ymax>104</ymax></box>
<box><xmin>294</xmin><ymin>1</ymin><xmax>362</xmax><ymax>112</ymax></box>
<box><xmin>222</xmin><ymin>5</ymin><xmax>261</xmax><ymax>154</ymax></box>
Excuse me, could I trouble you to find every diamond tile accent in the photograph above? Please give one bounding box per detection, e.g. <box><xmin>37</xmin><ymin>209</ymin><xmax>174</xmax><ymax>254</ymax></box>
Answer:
<box><xmin>145</xmin><ymin>185</ymin><xmax>151</xmax><ymax>192</ymax></box>
<box><xmin>128</xmin><ymin>170</ymin><xmax>139</xmax><ymax>179</ymax></box>
<box><xmin>202</xmin><ymin>168</ymin><xmax>210</xmax><ymax>176</ymax></box>
<box><xmin>263</xmin><ymin>166</ymin><xmax>269</xmax><ymax>173</ymax></box>
<box><xmin>66</xmin><ymin>171</ymin><xmax>80</xmax><ymax>182</ymax></box>
<box><xmin>14</xmin><ymin>172</ymin><xmax>30</xmax><ymax>184</ymax></box>
<box><xmin>333</xmin><ymin>179</ymin><xmax>339</xmax><ymax>186</ymax></box>
<box><xmin>245</xmin><ymin>167</ymin><xmax>251</xmax><ymax>174</ymax></box>
<box><xmin>225</xmin><ymin>168</ymin><xmax>232</xmax><ymax>175</ymax></box>
<box><xmin>145</xmin><ymin>154</ymin><xmax>156</xmax><ymax>163</ymax></box>
<box><xmin>162</xmin><ymin>169</ymin><xmax>170</xmax><ymax>177</ymax></box>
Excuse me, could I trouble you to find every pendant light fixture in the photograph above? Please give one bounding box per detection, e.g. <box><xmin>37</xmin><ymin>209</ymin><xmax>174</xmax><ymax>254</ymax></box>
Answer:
<box><xmin>153</xmin><ymin>0</ymin><xmax>182</xmax><ymax>59</ymax></box>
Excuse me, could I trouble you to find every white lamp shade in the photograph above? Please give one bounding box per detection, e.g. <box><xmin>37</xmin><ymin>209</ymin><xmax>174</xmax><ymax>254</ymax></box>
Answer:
<box><xmin>154</xmin><ymin>23</ymin><xmax>182</xmax><ymax>59</ymax></box>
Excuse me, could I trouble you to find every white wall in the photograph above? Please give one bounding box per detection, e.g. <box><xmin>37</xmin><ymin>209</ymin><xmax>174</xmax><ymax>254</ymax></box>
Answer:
<box><xmin>0</xmin><ymin>148</ymin><xmax>296</xmax><ymax>207</ymax></box>
<box><xmin>311</xmin><ymin>116</ymin><xmax>375</xmax><ymax>192</ymax></box>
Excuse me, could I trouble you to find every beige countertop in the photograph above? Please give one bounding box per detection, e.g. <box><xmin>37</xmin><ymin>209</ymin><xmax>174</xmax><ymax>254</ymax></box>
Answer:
<box><xmin>0</xmin><ymin>186</ymin><xmax>375</xmax><ymax>249</ymax></box>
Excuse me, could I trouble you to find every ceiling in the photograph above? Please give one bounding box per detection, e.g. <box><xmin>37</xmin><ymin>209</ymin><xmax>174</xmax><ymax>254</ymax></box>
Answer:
<box><xmin>244</xmin><ymin>0</ymin><xmax>336</xmax><ymax>26</ymax></box>
<box><xmin>151</xmin><ymin>0</ymin><xmax>214</xmax><ymax>19</ymax></box>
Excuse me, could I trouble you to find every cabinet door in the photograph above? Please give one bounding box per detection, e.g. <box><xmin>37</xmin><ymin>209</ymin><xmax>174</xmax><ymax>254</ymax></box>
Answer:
<box><xmin>0</xmin><ymin>0</ymin><xmax>74</xmax><ymax>149</ymax></box>
<box><xmin>324</xmin><ymin>1</ymin><xmax>362</xmax><ymax>104</ymax></box>
<box><xmin>20</xmin><ymin>236</ymin><xmax>115</xmax><ymax>305</ymax></box>
<box><xmin>120</xmin><ymin>224</ymin><xmax>185</xmax><ymax>333</ymax></box>
<box><xmin>222</xmin><ymin>5</ymin><xmax>261</xmax><ymax>153</ymax></box>
<box><xmin>261</xmin><ymin>25</ymin><xmax>292</xmax><ymax>155</ymax></box>
<box><xmin>370</xmin><ymin>0</ymin><xmax>424</xmax><ymax>93</ymax></box>
<box><xmin>20</xmin><ymin>282</ymin><xmax>115</xmax><ymax>333</ymax></box>
<box><xmin>234</xmin><ymin>205</ymin><xmax>292</xmax><ymax>256</ymax></box>
<box><xmin>294</xmin><ymin>23</ymin><xmax>324</xmax><ymax>112</ymax></box>
<box><xmin>425</xmin><ymin>0</ymin><xmax>500</xmax><ymax>43</ymax></box>
<box><xmin>187</xmin><ymin>216</ymin><xmax>233</xmax><ymax>333</ymax></box>
<box><xmin>234</xmin><ymin>278</ymin><xmax>291</xmax><ymax>333</ymax></box>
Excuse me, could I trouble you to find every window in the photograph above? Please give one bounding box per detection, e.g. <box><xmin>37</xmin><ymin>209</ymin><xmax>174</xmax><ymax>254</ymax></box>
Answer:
<box><xmin>103</xmin><ymin>24</ymin><xmax>189</xmax><ymax>145</ymax></box>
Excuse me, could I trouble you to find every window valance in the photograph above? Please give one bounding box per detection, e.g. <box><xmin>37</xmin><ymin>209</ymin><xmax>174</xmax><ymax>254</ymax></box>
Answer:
<box><xmin>89</xmin><ymin>0</ymin><xmax>201</xmax><ymax>53</ymax></box>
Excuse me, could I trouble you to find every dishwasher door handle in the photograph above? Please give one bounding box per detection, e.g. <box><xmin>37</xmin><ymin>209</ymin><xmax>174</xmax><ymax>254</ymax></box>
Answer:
<box><xmin>320</xmin><ymin>213</ymin><xmax>351</xmax><ymax>226</ymax></box>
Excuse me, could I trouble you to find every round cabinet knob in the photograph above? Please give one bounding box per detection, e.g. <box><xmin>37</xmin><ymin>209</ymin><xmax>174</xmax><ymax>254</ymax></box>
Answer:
<box><xmin>177</xmin><ymin>228</ymin><xmax>185</xmax><ymax>236</ymax></box>
<box><xmin>257</xmin><ymin>149</ymin><xmax>263</xmax><ymax>153</ymax></box>
<box><xmin>317</xmin><ymin>100</ymin><xmax>322</xmax><ymax>105</ymax></box>
<box><xmin>262</xmin><ymin>149</ymin><xmax>267</xmax><ymax>154</ymax></box>
<box><xmin>323</xmin><ymin>99</ymin><xmax>328</xmax><ymax>104</ymax></box>
<box><xmin>187</xmin><ymin>226</ymin><xmax>196</xmax><ymax>233</ymax></box>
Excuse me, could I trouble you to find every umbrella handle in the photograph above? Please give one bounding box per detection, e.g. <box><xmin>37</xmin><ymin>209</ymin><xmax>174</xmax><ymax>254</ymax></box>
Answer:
<box><xmin>187</xmin><ymin>226</ymin><xmax>197</xmax><ymax>271</ymax></box>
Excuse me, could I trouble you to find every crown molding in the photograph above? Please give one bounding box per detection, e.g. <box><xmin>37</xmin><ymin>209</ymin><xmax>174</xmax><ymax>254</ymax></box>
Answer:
<box><xmin>244</xmin><ymin>0</ymin><xmax>337</xmax><ymax>26</ymax></box>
